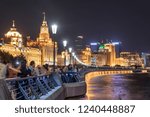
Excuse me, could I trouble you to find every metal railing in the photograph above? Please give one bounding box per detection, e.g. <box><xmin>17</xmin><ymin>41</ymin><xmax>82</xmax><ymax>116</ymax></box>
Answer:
<box><xmin>2</xmin><ymin>68</ymin><xmax>132</xmax><ymax>100</ymax></box>
<box><xmin>60</xmin><ymin>72</ymin><xmax>81</xmax><ymax>83</ymax></box>
<box><xmin>5</xmin><ymin>74</ymin><xmax>59</xmax><ymax>100</ymax></box>
<box><xmin>4</xmin><ymin>72</ymin><xmax>82</xmax><ymax>100</ymax></box>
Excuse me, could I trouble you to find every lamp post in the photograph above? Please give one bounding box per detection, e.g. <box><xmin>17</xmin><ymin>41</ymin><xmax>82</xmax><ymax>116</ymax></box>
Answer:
<box><xmin>63</xmin><ymin>40</ymin><xmax>67</xmax><ymax>66</ymax></box>
<box><xmin>69</xmin><ymin>47</ymin><xmax>72</xmax><ymax>64</ymax></box>
<box><xmin>51</xmin><ymin>24</ymin><xmax>58</xmax><ymax>72</ymax></box>
<box><xmin>72</xmin><ymin>52</ymin><xmax>75</xmax><ymax>65</ymax></box>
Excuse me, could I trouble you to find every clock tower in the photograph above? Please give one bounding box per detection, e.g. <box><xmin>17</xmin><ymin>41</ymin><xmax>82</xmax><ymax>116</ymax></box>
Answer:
<box><xmin>36</xmin><ymin>12</ymin><xmax>57</xmax><ymax>65</ymax></box>
<box><xmin>37</xmin><ymin>12</ymin><xmax>52</xmax><ymax>45</ymax></box>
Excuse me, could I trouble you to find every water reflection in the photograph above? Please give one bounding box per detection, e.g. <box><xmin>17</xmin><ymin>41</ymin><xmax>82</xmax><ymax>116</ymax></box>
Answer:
<box><xmin>74</xmin><ymin>73</ymin><xmax>150</xmax><ymax>100</ymax></box>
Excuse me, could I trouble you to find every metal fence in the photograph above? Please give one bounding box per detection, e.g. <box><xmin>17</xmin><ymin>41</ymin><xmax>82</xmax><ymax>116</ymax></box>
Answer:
<box><xmin>5</xmin><ymin>72</ymin><xmax>81</xmax><ymax>100</ymax></box>
<box><xmin>60</xmin><ymin>72</ymin><xmax>81</xmax><ymax>83</ymax></box>
<box><xmin>5</xmin><ymin>74</ymin><xmax>59</xmax><ymax>100</ymax></box>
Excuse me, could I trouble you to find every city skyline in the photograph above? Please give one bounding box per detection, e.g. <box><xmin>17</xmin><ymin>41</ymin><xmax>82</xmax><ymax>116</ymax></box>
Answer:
<box><xmin>1</xmin><ymin>0</ymin><xmax>150</xmax><ymax>103</ymax></box>
<box><xmin>0</xmin><ymin>0</ymin><xmax>150</xmax><ymax>52</ymax></box>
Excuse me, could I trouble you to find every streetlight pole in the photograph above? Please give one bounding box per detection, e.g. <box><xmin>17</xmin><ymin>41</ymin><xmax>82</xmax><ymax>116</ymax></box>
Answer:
<box><xmin>53</xmin><ymin>42</ymin><xmax>56</xmax><ymax>71</ymax></box>
<box><xmin>51</xmin><ymin>24</ymin><xmax>58</xmax><ymax>72</ymax></box>
<box><xmin>69</xmin><ymin>47</ymin><xmax>72</xmax><ymax>64</ymax></box>
<box><xmin>72</xmin><ymin>52</ymin><xmax>75</xmax><ymax>65</ymax></box>
<box><xmin>63</xmin><ymin>40</ymin><xmax>67</xmax><ymax>66</ymax></box>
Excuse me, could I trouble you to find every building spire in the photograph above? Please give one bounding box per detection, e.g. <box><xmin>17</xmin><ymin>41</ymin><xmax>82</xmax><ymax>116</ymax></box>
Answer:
<box><xmin>12</xmin><ymin>20</ymin><xmax>15</xmax><ymax>28</ymax></box>
<box><xmin>43</xmin><ymin>12</ymin><xmax>46</xmax><ymax>21</ymax></box>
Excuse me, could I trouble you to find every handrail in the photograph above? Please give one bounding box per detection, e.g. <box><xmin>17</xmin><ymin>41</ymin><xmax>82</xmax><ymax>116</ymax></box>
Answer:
<box><xmin>3</xmin><ymin>72</ymin><xmax>81</xmax><ymax>100</ymax></box>
<box><xmin>4</xmin><ymin>73</ymin><xmax>60</xmax><ymax>100</ymax></box>
<box><xmin>5</xmin><ymin>74</ymin><xmax>51</xmax><ymax>81</ymax></box>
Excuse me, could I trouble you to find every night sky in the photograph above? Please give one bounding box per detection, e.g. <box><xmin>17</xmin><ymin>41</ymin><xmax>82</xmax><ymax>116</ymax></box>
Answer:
<box><xmin>0</xmin><ymin>0</ymin><xmax>150</xmax><ymax>52</ymax></box>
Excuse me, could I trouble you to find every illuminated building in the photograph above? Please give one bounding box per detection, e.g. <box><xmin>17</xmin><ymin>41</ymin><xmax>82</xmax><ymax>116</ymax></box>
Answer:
<box><xmin>5</xmin><ymin>20</ymin><xmax>23</xmax><ymax>47</ymax></box>
<box><xmin>57</xmin><ymin>54</ymin><xmax>64</xmax><ymax>66</ymax></box>
<box><xmin>59</xmin><ymin>50</ymin><xmax>70</xmax><ymax>66</ymax></box>
<box><xmin>92</xmin><ymin>49</ymin><xmax>109</xmax><ymax>66</ymax></box>
<box><xmin>142</xmin><ymin>53</ymin><xmax>150</xmax><ymax>68</ymax></box>
<box><xmin>89</xmin><ymin>42</ymin><xmax>116</xmax><ymax>66</ymax></box>
<box><xmin>77</xmin><ymin>41</ymin><xmax>142</xmax><ymax>67</ymax></box>
<box><xmin>112</xmin><ymin>41</ymin><xmax>122</xmax><ymax>58</ymax></box>
<box><xmin>115</xmin><ymin>57</ymin><xmax>128</xmax><ymax>66</ymax></box>
<box><xmin>57</xmin><ymin>50</ymin><xmax>71</xmax><ymax>66</ymax></box>
<box><xmin>0</xmin><ymin>13</ymin><xmax>57</xmax><ymax>66</ymax></box>
<box><xmin>76</xmin><ymin>47</ymin><xmax>91</xmax><ymax>65</ymax></box>
<box><xmin>120</xmin><ymin>52</ymin><xmax>142</xmax><ymax>66</ymax></box>
<box><xmin>104</xmin><ymin>43</ymin><xmax>116</xmax><ymax>66</ymax></box>
<box><xmin>81</xmin><ymin>47</ymin><xmax>91</xmax><ymax>65</ymax></box>
<box><xmin>78</xmin><ymin>42</ymin><xmax>143</xmax><ymax>67</ymax></box>
<box><xmin>0</xmin><ymin>20</ymin><xmax>41</xmax><ymax>65</ymax></box>
<box><xmin>27</xmin><ymin>13</ymin><xmax>57</xmax><ymax>65</ymax></box>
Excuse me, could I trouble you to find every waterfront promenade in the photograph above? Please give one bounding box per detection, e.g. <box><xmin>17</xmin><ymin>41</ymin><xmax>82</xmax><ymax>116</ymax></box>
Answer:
<box><xmin>0</xmin><ymin>68</ymin><xmax>148</xmax><ymax>100</ymax></box>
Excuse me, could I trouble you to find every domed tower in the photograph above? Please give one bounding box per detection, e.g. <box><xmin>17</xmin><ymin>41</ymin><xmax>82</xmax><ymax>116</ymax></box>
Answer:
<box><xmin>5</xmin><ymin>20</ymin><xmax>23</xmax><ymax>47</ymax></box>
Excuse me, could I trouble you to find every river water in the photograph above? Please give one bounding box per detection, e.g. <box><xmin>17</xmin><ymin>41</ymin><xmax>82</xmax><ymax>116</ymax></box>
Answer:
<box><xmin>71</xmin><ymin>73</ymin><xmax>150</xmax><ymax>100</ymax></box>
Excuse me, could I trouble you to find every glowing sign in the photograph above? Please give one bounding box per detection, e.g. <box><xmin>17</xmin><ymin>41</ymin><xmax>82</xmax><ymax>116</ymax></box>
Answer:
<box><xmin>77</xmin><ymin>36</ymin><xmax>83</xmax><ymax>39</ymax></box>
<box><xmin>90</xmin><ymin>43</ymin><xmax>98</xmax><ymax>46</ymax></box>
<box><xmin>112</xmin><ymin>42</ymin><xmax>120</xmax><ymax>45</ymax></box>
<box><xmin>99</xmin><ymin>44</ymin><xmax>105</xmax><ymax>49</ymax></box>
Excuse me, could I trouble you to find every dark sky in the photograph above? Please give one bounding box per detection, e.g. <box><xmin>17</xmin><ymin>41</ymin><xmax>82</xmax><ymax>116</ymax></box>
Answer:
<box><xmin>0</xmin><ymin>0</ymin><xmax>150</xmax><ymax>52</ymax></box>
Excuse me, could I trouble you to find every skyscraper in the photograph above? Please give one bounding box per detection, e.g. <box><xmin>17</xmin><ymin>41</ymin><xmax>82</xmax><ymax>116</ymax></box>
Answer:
<box><xmin>105</xmin><ymin>43</ymin><xmax>116</xmax><ymax>66</ymax></box>
<box><xmin>112</xmin><ymin>42</ymin><xmax>122</xmax><ymax>58</ymax></box>
<box><xmin>74</xmin><ymin>36</ymin><xmax>84</xmax><ymax>54</ymax></box>
<box><xmin>90</xmin><ymin>42</ymin><xmax>99</xmax><ymax>53</ymax></box>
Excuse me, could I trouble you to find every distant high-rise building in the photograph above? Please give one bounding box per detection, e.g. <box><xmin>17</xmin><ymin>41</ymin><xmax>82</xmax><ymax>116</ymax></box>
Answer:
<box><xmin>142</xmin><ymin>53</ymin><xmax>150</xmax><ymax>68</ymax></box>
<box><xmin>90</xmin><ymin>42</ymin><xmax>99</xmax><ymax>53</ymax></box>
<box><xmin>105</xmin><ymin>43</ymin><xmax>116</xmax><ymax>66</ymax></box>
<box><xmin>112</xmin><ymin>42</ymin><xmax>122</xmax><ymax>58</ymax></box>
<box><xmin>75</xmin><ymin>36</ymin><xmax>84</xmax><ymax>54</ymax></box>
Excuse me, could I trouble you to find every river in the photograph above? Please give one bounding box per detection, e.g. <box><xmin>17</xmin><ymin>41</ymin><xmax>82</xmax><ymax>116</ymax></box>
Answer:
<box><xmin>70</xmin><ymin>73</ymin><xmax>150</xmax><ymax>100</ymax></box>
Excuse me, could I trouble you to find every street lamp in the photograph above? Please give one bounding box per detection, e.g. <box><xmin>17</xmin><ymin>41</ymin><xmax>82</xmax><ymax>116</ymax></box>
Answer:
<box><xmin>69</xmin><ymin>47</ymin><xmax>72</xmax><ymax>53</ymax></box>
<box><xmin>69</xmin><ymin>47</ymin><xmax>72</xmax><ymax>64</ymax></box>
<box><xmin>63</xmin><ymin>40</ymin><xmax>67</xmax><ymax>47</ymax></box>
<box><xmin>51</xmin><ymin>24</ymin><xmax>58</xmax><ymax>72</ymax></box>
<box><xmin>51</xmin><ymin>24</ymin><xmax>57</xmax><ymax>34</ymax></box>
<box><xmin>63</xmin><ymin>40</ymin><xmax>67</xmax><ymax>66</ymax></box>
<box><xmin>72</xmin><ymin>52</ymin><xmax>75</xmax><ymax>65</ymax></box>
<box><xmin>72</xmin><ymin>52</ymin><xmax>75</xmax><ymax>56</ymax></box>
